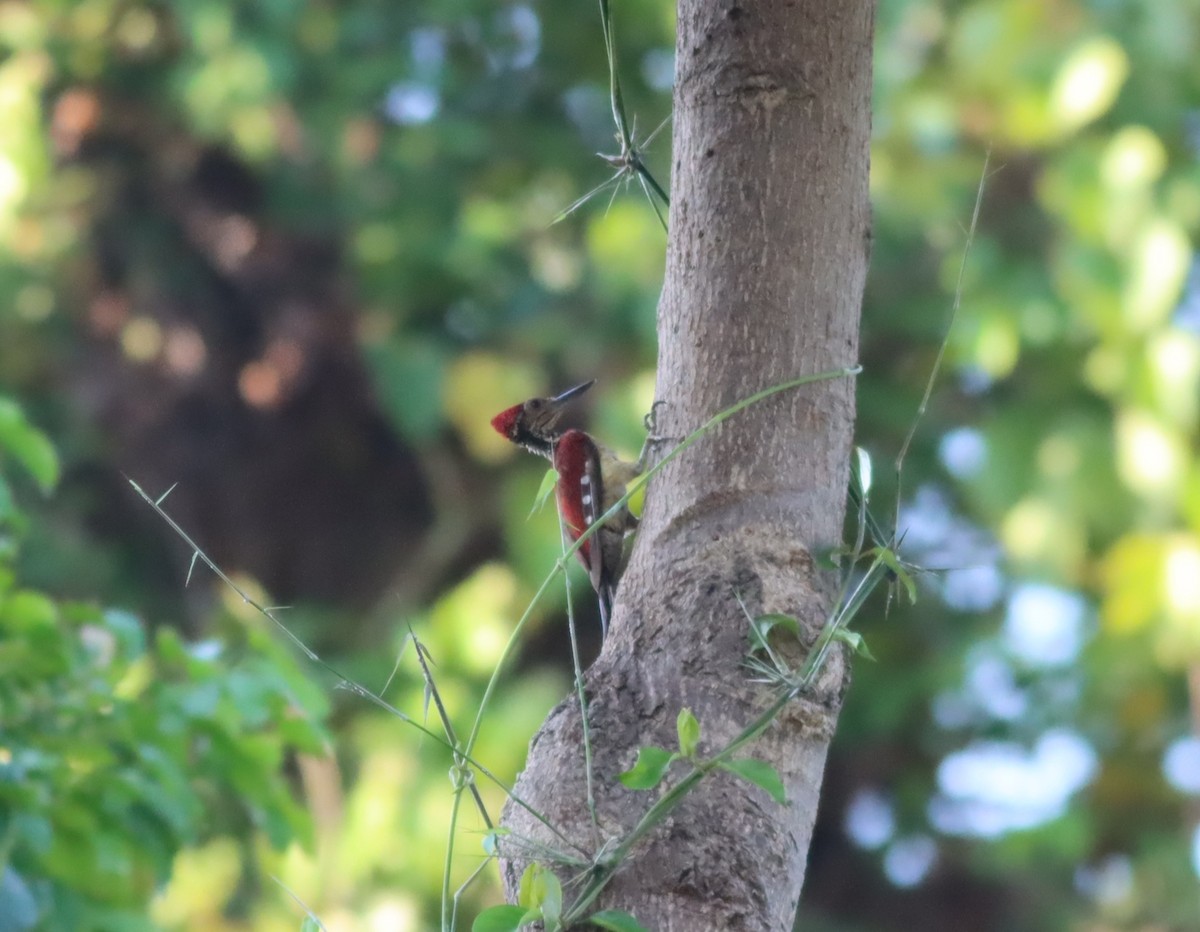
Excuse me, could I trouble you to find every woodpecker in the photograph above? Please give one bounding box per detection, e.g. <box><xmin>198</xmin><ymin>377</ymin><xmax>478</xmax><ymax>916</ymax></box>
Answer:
<box><xmin>491</xmin><ymin>380</ymin><xmax>644</xmax><ymax>636</ymax></box>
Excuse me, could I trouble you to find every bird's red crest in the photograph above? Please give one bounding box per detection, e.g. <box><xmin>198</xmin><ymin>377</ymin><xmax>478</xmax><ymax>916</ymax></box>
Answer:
<box><xmin>491</xmin><ymin>404</ymin><xmax>523</xmax><ymax>439</ymax></box>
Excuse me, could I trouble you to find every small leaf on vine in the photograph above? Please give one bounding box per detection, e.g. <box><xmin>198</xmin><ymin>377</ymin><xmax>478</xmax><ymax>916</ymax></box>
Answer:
<box><xmin>529</xmin><ymin>468</ymin><xmax>560</xmax><ymax>519</ymax></box>
<box><xmin>676</xmin><ymin>708</ymin><xmax>700</xmax><ymax>758</ymax></box>
<box><xmin>531</xmin><ymin>865</ymin><xmax>562</xmax><ymax>928</ymax></box>
<box><xmin>831</xmin><ymin>628</ymin><xmax>876</xmax><ymax>660</ymax></box>
<box><xmin>854</xmin><ymin>445</ymin><xmax>873</xmax><ymax>496</ymax></box>
<box><xmin>748</xmin><ymin>613</ymin><xmax>800</xmax><ymax>653</ymax></box>
<box><xmin>472</xmin><ymin>904</ymin><xmax>535</xmax><ymax>932</ymax></box>
<box><xmin>817</xmin><ymin>546</ymin><xmax>845</xmax><ymax>570</ymax></box>
<box><xmin>589</xmin><ymin>908</ymin><xmax>652</xmax><ymax>931</ymax></box>
<box><xmin>482</xmin><ymin>827</ymin><xmax>510</xmax><ymax>856</ymax></box>
<box><xmin>721</xmin><ymin>757</ymin><xmax>788</xmax><ymax>805</ymax></box>
<box><xmin>618</xmin><ymin>746</ymin><xmax>675</xmax><ymax>790</ymax></box>
<box><xmin>517</xmin><ymin>863</ymin><xmax>538</xmax><ymax>908</ymax></box>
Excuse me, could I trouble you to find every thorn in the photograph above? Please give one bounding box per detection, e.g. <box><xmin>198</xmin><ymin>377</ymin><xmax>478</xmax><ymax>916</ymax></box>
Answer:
<box><xmin>155</xmin><ymin>482</ymin><xmax>179</xmax><ymax>506</ymax></box>
<box><xmin>185</xmin><ymin>550</ymin><xmax>200</xmax><ymax>587</ymax></box>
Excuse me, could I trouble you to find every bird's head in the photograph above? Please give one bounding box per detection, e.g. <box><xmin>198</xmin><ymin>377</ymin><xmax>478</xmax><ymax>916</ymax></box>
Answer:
<box><xmin>491</xmin><ymin>379</ymin><xmax>595</xmax><ymax>457</ymax></box>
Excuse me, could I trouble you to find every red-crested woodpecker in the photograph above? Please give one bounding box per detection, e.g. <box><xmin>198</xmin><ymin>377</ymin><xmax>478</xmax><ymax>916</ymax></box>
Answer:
<box><xmin>490</xmin><ymin>380</ymin><xmax>643</xmax><ymax>636</ymax></box>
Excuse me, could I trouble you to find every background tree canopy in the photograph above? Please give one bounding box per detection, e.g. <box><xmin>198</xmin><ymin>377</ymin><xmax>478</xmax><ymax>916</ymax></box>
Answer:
<box><xmin>1</xmin><ymin>0</ymin><xmax>1198</xmax><ymax>929</ymax></box>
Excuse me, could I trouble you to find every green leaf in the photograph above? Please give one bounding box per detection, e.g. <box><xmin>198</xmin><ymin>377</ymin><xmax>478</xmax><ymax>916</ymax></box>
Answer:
<box><xmin>0</xmin><ymin>399</ymin><xmax>59</xmax><ymax>494</ymax></box>
<box><xmin>1</xmin><ymin>590</ymin><xmax>57</xmax><ymax>631</ymax></box>
<box><xmin>676</xmin><ymin>707</ymin><xmax>700</xmax><ymax>758</ymax></box>
<box><xmin>831</xmin><ymin>628</ymin><xmax>876</xmax><ymax>660</ymax></box>
<box><xmin>528</xmin><ymin>468</ymin><xmax>560</xmax><ymax>519</ymax></box>
<box><xmin>533</xmin><ymin>867</ymin><xmax>562</xmax><ymax>928</ymax></box>
<box><xmin>816</xmin><ymin>545</ymin><xmax>844</xmax><ymax>570</ymax></box>
<box><xmin>472</xmin><ymin>905</ymin><xmax>535</xmax><ymax>932</ymax></box>
<box><xmin>514</xmin><ymin>864</ymin><xmax>556</xmax><ymax>928</ymax></box>
<box><xmin>618</xmin><ymin>746</ymin><xmax>675</xmax><ymax>790</ymax></box>
<box><xmin>0</xmin><ymin>474</ymin><xmax>14</xmax><ymax>523</ymax></box>
<box><xmin>721</xmin><ymin>757</ymin><xmax>787</xmax><ymax>805</ymax></box>
<box><xmin>482</xmin><ymin>827</ymin><xmax>510</xmax><ymax>856</ymax></box>
<box><xmin>588</xmin><ymin>909</ymin><xmax>651</xmax><ymax>932</ymax></box>
<box><xmin>748</xmin><ymin>613</ymin><xmax>800</xmax><ymax>653</ymax></box>
<box><xmin>517</xmin><ymin>862</ymin><xmax>539</xmax><ymax>909</ymax></box>
<box><xmin>627</xmin><ymin>476</ymin><xmax>646</xmax><ymax>518</ymax></box>
<box><xmin>299</xmin><ymin>917</ymin><xmax>323</xmax><ymax>932</ymax></box>
<box><xmin>519</xmin><ymin>863</ymin><xmax>561</xmax><ymax>918</ymax></box>
<box><xmin>0</xmin><ymin>866</ymin><xmax>39</xmax><ymax>932</ymax></box>
<box><xmin>853</xmin><ymin>446</ymin><xmax>873</xmax><ymax>496</ymax></box>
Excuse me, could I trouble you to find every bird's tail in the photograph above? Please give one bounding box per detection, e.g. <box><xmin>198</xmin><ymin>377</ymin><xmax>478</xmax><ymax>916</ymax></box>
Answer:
<box><xmin>597</xmin><ymin>583</ymin><xmax>614</xmax><ymax>640</ymax></box>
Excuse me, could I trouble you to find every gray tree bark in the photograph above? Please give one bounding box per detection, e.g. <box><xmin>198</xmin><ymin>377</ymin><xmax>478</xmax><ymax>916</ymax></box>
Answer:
<box><xmin>500</xmin><ymin>0</ymin><xmax>873</xmax><ymax>928</ymax></box>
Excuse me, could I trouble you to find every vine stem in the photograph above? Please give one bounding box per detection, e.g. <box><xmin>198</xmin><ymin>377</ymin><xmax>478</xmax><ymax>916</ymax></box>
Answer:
<box><xmin>560</xmin><ymin>512</ymin><xmax>601</xmax><ymax>837</ymax></box>
<box><xmin>561</xmin><ymin>549</ymin><xmax>890</xmax><ymax>923</ymax></box>
<box><xmin>893</xmin><ymin>150</ymin><xmax>991</xmax><ymax>533</ymax></box>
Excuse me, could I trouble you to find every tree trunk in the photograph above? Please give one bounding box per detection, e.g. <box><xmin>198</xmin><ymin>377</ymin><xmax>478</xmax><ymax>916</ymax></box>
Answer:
<box><xmin>500</xmin><ymin>0</ymin><xmax>873</xmax><ymax>927</ymax></box>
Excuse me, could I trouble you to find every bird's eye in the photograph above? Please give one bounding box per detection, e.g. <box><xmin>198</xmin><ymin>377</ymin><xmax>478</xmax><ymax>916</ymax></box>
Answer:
<box><xmin>528</xmin><ymin>399</ymin><xmax>543</xmax><ymax>410</ymax></box>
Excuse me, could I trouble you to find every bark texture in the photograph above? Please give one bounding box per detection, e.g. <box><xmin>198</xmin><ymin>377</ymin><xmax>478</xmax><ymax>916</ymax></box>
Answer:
<box><xmin>501</xmin><ymin>0</ymin><xmax>873</xmax><ymax>928</ymax></box>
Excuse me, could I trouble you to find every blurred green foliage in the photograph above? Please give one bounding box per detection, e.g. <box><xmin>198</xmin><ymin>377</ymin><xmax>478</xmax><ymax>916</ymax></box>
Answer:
<box><xmin>0</xmin><ymin>0</ymin><xmax>1197</xmax><ymax>929</ymax></box>
<box><xmin>0</xmin><ymin>399</ymin><xmax>328</xmax><ymax>930</ymax></box>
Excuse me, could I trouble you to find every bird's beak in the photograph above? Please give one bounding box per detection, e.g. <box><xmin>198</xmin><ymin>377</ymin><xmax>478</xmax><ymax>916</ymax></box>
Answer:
<box><xmin>550</xmin><ymin>379</ymin><xmax>596</xmax><ymax>406</ymax></box>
